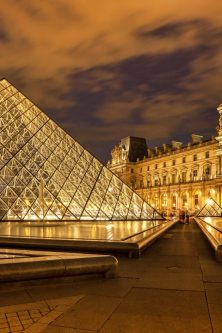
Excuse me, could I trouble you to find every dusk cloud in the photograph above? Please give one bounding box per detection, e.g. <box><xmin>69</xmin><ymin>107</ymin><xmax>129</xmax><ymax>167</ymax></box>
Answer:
<box><xmin>0</xmin><ymin>0</ymin><xmax>222</xmax><ymax>161</ymax></box>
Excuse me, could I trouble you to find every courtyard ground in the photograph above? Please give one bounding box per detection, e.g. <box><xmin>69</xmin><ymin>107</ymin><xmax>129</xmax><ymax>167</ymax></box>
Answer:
<box><xmin>0</xmin><ymin>220</ymin><xmax>222</xmax><ymax>333</ymax></box>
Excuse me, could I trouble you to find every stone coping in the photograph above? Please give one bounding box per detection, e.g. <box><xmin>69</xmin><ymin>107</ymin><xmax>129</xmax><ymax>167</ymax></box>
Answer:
<box><xmin>0</xmin><ymin>249</ymin><xmax>118</xmax><ymax>283</ymax></box>
<box><xmin>194</xmin><ymin>217</ymin><xmax>222</xmax><ymax>261</ymax></box>
<box><xmin>0</xmin><ymin>220</ymin><xmax>177</xmax><ymax>257</ymax></box>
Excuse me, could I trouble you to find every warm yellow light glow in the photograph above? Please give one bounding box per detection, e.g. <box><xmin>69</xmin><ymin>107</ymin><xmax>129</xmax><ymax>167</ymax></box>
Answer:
<box><xmin>206</xmin><ymin>198</ymin><xmax>213</xmax><ymax>205</ymax></box>
<box><xmin>0</xmin><ymin>78</ymin><xmax>163</xmax><ymax>221</ymax></box>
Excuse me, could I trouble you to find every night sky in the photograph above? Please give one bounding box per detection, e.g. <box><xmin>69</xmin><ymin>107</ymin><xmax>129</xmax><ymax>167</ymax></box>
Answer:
<box><xmin>1</xmin><ymin>1</ymin><xmax>222</xmax><ymax>162</ymax></box>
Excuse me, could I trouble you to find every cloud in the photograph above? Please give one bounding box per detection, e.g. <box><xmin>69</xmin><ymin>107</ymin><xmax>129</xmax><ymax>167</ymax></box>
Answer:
<box><xmin>0</xmin><ymin>0</ymin><xmax>222</xmax><ymax>161</ymax></box>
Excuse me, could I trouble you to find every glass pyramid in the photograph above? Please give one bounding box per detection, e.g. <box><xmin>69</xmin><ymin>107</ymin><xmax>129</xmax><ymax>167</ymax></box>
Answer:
<box><xmin>0</xmin><ymin>78</ymin><xmax>163</xmax><ymax>221</ymax></box>
<box><xmin>197</xmin><ymin>198</ymin><xmax>222</xmax><ymax>217</ymax></box>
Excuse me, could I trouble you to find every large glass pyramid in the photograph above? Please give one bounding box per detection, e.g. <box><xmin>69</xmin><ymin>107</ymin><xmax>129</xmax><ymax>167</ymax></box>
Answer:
<box><xmin>0</xmin><ymin>79</ymin><xmax>163</xmax><ymax>221</ymax></box>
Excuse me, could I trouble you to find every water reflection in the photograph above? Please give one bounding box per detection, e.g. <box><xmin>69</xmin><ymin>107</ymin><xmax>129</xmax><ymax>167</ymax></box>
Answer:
<box><xmin>0</xmin><ymin>220</ymin><xmax>163</xmax><ymax>241</ymax></box>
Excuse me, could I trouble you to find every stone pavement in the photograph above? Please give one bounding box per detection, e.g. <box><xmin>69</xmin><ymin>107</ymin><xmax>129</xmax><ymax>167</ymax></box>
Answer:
<box><xmin>0</xmin><ymin>220</ymin><xmax>222</xmax><ymax>333</ymax></box>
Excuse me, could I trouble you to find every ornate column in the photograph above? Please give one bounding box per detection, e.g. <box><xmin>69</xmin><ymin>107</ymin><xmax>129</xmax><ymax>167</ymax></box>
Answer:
<box><xmin>216</xmin><ymin>104</ymin><xmax>222</xmax><ymax>205</ymax></box>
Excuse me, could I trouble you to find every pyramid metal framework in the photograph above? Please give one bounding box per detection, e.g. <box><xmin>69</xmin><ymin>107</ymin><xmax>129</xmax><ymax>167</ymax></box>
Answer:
<box><xmin>0</xmin><ymin>79</ymin><xmax>163</xmax><ymax>221</ymax></box>
<box><xmin>197</xmin><ymin>198</ymin><xmax>222</xmax><ymax>217</ymax></box>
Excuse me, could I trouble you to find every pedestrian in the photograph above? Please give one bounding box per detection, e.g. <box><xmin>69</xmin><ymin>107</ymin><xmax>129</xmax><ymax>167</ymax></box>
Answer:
<box><xmin>179</xmin><ymin>210</ymin><xmax>185</xmax><ymax>224</ymax></box>
<box><xmin>185</xmin><ymin>210</ymin><xmax>190</xmax><ymax>224</ymax></box>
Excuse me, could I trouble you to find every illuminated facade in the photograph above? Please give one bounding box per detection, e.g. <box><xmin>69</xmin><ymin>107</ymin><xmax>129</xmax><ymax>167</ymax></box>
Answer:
<box><xmin>108</xmin><ymin>106</ymin><xmax>222</xmax><ymax>215</ymax></box>
<box><xmin>0</xmin><ymin>79</ymin><xmax>163</xmax><ymax>221</ymax></box>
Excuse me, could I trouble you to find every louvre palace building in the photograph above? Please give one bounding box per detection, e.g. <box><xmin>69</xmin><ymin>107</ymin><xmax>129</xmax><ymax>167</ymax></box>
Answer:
<box><xmin>107</xmin><ymin>104</ymin><xmax>222</xmax><ymax>216</ymax></box>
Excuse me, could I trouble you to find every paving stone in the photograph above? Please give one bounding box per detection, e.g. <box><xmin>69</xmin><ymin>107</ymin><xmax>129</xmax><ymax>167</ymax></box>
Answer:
<box><xmin>208</xmin><ymin>303</ymin><xmax>222</xmax><ymax>333</ymax></box>
<box><xmin>53</xmin><ymin>295</ymin><xmax>121</xmax><ymax>331</ymax></box>
<box><xmin>0</xmin><ymin>322</ymin><xmax>9</xmax><ymax>329</ymax></box>
<box><xmin>10</xmin><ymin>325</ymin><xmax>23</xmax><ymax>332</ymax></box>
<box><xmin>200</xmin><ymin>259</ymin><xmax>222</xmax><ymax>282</ymax></box>
<box><xmin>205</xmin><ymin>282</ymin><xmax>222</xmax><ymax>305</ymax></box>
<box><xmin>99</xmin><ymin>288</ymin><xmax>212</xmax><ymax>333</ymax></box>
<box><xmin>136</xmin><ymin>270</ymin><xmax>204</xmax><ymax>291</ymax></box>
<box><xmin>25</xmin><ymin>285</ymin><xmax>77</xmax><ymax>301</ymax></box>
<box><xmin>29</xmin><ymin>324</ymin><xmax>93</xmax><ymax>333</ymax></box>
<box><xmin>0</xmin><ymin>290</ymin><xmax>32</xmax><ymax>307</ymax></box>
<box><xmin>0</xmin><ymin>328</ymin><xmax>10</xmax><ymax>333</ymax></box>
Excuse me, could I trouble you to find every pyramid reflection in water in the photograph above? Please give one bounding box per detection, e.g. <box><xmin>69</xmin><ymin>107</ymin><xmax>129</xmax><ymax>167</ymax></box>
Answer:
<box><xmin>0</xmin><ymin>79</ymin><xmax>163</xmax><ymax>221</ymax></box>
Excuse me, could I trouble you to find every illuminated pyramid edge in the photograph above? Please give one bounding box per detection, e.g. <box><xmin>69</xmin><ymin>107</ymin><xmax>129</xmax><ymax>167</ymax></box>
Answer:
<box><xmin>0</xmin><ymin>78</ymin><xmax>164</xmax><ymax>221</ymax></box>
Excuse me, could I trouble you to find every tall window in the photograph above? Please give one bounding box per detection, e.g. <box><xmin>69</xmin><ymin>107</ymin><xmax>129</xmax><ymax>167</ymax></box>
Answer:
<box><xmin>154</xmin><ymin>178</ymin><xmax>159</xmax><ymax>186</ymax></box>
<box><xmin>193</xmin><ymin>154</ymin><xmax>197</xmax><ymax>161</ymax></box>
<box><xmin>193</xmin><ymin>169</ymin><xmax>198</xmax><ymax>180</ymax></box>
<box><xmin>194</xmin><ymin>194</ymin><xmax>199</xmax><ymax>206</ymax></box>
<box><xmin>154</xmin><ymin>194</ymin><xmax>159</xmax><ymax>208</ymax></box>
<box><xmin>182</xmin><ymin>172</ymin><xmax>186</xmax><ymax>183</ymax></box>
<box><xmin>204</xmin><ymin>165</ymin><xmax>211</xmax><ymax>179</ymax></box>
<box><xmin>182</xmin><ymin>193</ymin><xmax>188</xmax><ymax>206</ymax></box>
<box><xmin>172</xmin><ymin>194</ymin><xmax>177</xmax><ymax>209</ymax></box>
<box><xmin>172</xmin><ymin>160</ymin><xmax>175</xmax><ymax>166</ymax></box>
<box><xmin>163</xmin><ymin>162</ymin><xmax>166</xmax><ymax>167</ymax></box>
<box><xmin>162</xmin><ymin>193</ymin><xmax>167</xmax><ymax>209</ymax></box>
<box><xmin>172</xmin><ymin>174</ymin><xmax>176</xmax><ymax>184</ymax></box>
<box><xmin>182</xmin><ymin>157</ymin><xmax>186</xmax><ymax>163</ymax></box>
<box><xmin>163</xmin><ymin>175</ymin><xmax>167</xmax><ymax>185</ymax></box>
<box><xmin>205</xmin><ymin>151</ymin><xmax>209</xmax><ymax>158</ymax></box>
<box><xmin>155</xmin><ymin>164</ymin><xmax>158</xmax><ymax>169</ymax></box>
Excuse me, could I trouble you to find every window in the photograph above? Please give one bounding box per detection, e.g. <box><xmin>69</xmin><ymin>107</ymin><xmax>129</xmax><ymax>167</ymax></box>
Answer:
<box><xmin>182</xmin><ymin>193</ymin><xmax>188</xmax><ymax>206</ymax></box>
<box><xmin>172</xmin><ymin>174</ymin><xmax>176</xmax><ymax>184</ymax></box>
<box><xmin>193</xmin><ymin>154</ymin><xmax>197</xmax><ymax>161</ymax></box>
<box><xmin>193</xmin><ymin>169</ymin><xmax>198</xmax><ymax>180</ymax></box>
<box><xmin>162</xmin><ymin>193</ymin><xmax>167</xmax><ymax>209</ymax></box>
<box><xmin>163</xmin><ymin>162</ymin><xmax>166</xmax><ymax>167</ymax></box>
<box><xmin>205</xmin><ymin>151</ymin><xmax>209</xmax><ymax>158</ymax></box>
<box><xmin>204</xmin><ymin>166</ymin><xmax>211</xmax><ymax>179</ymax></box>
<box><xmin>182</xmin><ymin>157</ymin><xmax>186</xmax><ymax>163</ymax></box>
<box><xmin>140</xmin><ymin>180</ymin><xmax>143</xmax><ymax>188</ymax></box>
<box><xmin>194</xmin><ymin>194</ymin><xmax>199</xmax><ymax>206</ymax></box>
<box><xmin>154</xmin><ymin>176</ymin><xmax>159</xmax><ymax>186</ymax></box>
<box><xmin>131</xmin><ymin>168</ymin><xmax>134</xmax><ymax>173</ymax></box>
<box><xmin>172</xmin><ymin>160</ymin><xmax>175</xmax><ymax>166</ymax></box>
<box><xmin>147</xmin><ymin>166</ymin><xmax>150</xmax><ymax>171</ymax></box>
<box><xmin>163</xmin><ymin>175</ymin><xmax>167</xmax><ymax>185</ymax></box>
<box><xmin>155</xmin><ymin>164</ymin><xmax>158</xmax><ymax>169</ymax></box>
<box><xmin>182</xmin><ymin>172</ymin><xmax>186</xmax><ymax>183</ymax></box>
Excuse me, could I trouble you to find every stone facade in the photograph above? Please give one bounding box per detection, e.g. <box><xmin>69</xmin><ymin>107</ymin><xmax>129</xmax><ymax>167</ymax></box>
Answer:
<box><xmin>107</xmin><ymin>105</ymin><xmax>222</xmax><ymax>215</ymax></box>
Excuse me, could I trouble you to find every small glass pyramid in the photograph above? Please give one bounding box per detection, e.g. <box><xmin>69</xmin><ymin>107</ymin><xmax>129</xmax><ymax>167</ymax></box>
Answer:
<box><xmin>0</xmin><ymin>79</ymin><xmax>163</xmax><ymax>221</ymax></box>
<box><xmin>197</xmin><ymin>198</ymin><xmax>222</xmax><ymax>217</ymax></box>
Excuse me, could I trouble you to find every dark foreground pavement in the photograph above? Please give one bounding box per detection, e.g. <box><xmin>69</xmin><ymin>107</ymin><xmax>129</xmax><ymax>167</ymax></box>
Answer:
<box><xmin>0</xmin><ymin>220</ymin><xmax>222</xmax><ymax>333</ymax></box>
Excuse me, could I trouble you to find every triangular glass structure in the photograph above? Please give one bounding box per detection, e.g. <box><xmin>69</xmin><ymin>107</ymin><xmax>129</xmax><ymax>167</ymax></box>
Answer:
<box><xmin>197</xmin><ymin>198</ymin><xmax>222</xmax><ymax>217</ymax></box>
<box><xmin>0</xmin><ymin>79</ymin><xmax>163</xmax><ymax>221</ymax></box>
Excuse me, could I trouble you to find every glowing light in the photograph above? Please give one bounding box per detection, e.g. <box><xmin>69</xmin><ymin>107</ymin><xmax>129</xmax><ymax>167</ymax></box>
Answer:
<box><xmin>0</xmin><ymin>78</ymin><xmax>163</xmax><ymax>221</ymax></box>
<box><xmin>206</xmin><ymin>198</ymin><xmax>213</xmax><ymax>205</ymax></box>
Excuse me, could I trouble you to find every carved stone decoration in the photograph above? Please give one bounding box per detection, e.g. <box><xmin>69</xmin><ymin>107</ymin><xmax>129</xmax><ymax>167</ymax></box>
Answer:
<box><xmin>217</xmin><ymin>104</ymin><xmax>222</xmax><ymax>136</ymax></box>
